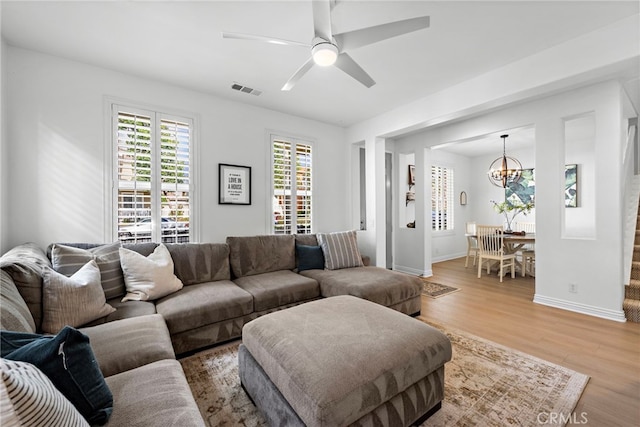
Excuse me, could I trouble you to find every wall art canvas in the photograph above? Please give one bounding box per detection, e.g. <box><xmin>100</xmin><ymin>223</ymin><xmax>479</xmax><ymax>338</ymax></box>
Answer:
<box><xmin>505</xmin><ymin>168</ymin><xmax>535</xmax><ymax>205</ymax></box>
<box><xmin>219</xmin><ymin>163</ymin><xmax>251</xmax><ymax>205</ymax></box>
<box><xmin>505</xmin><ymin>165</ymin><xmax>578</xmax><ymax>208</ymax></box>
<box><xmin>564</xmin><ymin>164</ymin><xmax>578</xmax><ymax>208</ymax></box>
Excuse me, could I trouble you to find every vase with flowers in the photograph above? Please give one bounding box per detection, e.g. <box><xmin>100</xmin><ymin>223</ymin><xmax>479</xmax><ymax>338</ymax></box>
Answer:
<box><xmin>490</xmin><ymin>199</ymin><xmax>534</xmax><ymax>233</ymax></box>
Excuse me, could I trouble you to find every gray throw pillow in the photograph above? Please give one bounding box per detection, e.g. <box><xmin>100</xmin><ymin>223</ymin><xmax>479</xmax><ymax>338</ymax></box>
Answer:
<box><xmin>51</xmin><ymin>243</ymin><xmax>125</xmax><ymax>300</ymax></box>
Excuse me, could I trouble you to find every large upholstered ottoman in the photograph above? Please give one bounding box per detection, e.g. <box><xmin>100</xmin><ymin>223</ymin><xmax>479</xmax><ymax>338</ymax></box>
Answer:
<box><xmin>239</xmin><ymin>295</ymin><xmax>452</xmax><ymax>426</ymax></box>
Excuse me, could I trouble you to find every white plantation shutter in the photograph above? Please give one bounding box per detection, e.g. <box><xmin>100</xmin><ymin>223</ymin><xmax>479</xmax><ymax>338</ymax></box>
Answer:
<box><xmin>114</xmin><ymin>106</ymin><xmax>193</xmax><ymax>243</ymax></box>
<box><xmin>272</xmin><ymin>136</ymin><xmax>313</xmax><ymax>234</ymax></box>
<box><xmin>295</xmin><ymin>143</ymin><xmax>312</xmax><ymax>234</ymax></box>
<box><xmin>431</xmin><ymin>165</ymin><xmax>454</xmax><ymax>231</ymax></box>
<box><xmin>116</xmin><ymin>111</ymin><xmax>153</xmax><ymax>239</ymax></box>
<box><xmin>158</xmin><ymin>117</ymin><xmax>191</xmax><ymax>243</ymax></box>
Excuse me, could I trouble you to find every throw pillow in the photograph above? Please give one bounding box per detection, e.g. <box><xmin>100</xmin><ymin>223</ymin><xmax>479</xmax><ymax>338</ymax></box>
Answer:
<box><xmin>42</xmin><ymin>260</ymin><xmax>116</xmax><ymax>334</ymax></box>
<box><xmin>1</xmin><ymin>270</ymin><xmax>37</xmax><ymax>333</ymax></box>
<box><xmin>51</xmin><ymin>243</ymin><xmax>125</xmax><ymax>300</ymax></box>
<box><xmin>0</xmin><ymin>358</ymin><xmax>90</xmax><ymax>427</ymax></box>
<box><xmin>317</xmin><ymin>230</ymin><xmax>364</xmax><ymax>270</ymax></box>
<box><xmin>1</xmin><ymin>326</ymin><xmax>113</xmax><ymax>425</ymax></box>
<box><xmin>120</xmin><ymin>243</ymin><xmax>183</xmax><ymax>302</ymax></box>
<box><xmin>296</xmin><ymin>244</ymin><xmax>325</xmax><ymax>272</ymax></box>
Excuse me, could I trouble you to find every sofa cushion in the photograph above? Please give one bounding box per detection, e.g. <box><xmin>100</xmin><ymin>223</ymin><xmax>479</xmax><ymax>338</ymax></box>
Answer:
<box><xmin>0</xmin><ymin>358</ymin><xmax>90</xmax><ymax>427</ymax></box>
<box><xmin>41</xmin><ymin>261</ymin><xmax>116</xmax><ymax>334</ymax></box>
<box><xmin>233</xmin><ymin>270</ymin><xmax>320</xmax><ymax>312</ymax></box>
<box><xmin>122</xmin><ymin>242</ymin><xmax>159</xmax><ymax>257</ymax></box>
<box><xmin>0</xmin><ymin>243</ymin><xmax>51</xmax><ymax>331</ymax></box>
<box><xmin>1</xmin><ymin>326</ymin><xmax>113</xmax><ymax>425</ymax></box>
<box><xmin>81</xmin><ymin>298</ymin><xmax>157</xmax><ymax>327</ymax></box>
<box><xmin>226</xmin><ymin>235</ymin><xmax>296</xmax><ymax>278</ymax></box>
<box><xmin>120</xmin><ymin>244</ymin><xmax>183</xmax><ymax>302</ymax></box>
<box><xmin>155</xmin><ymin>280</ymin><xmax>254</xmax><ymax>336</ymax></box>
<box><xmin>294</xmin><ymin>234</ymin><xmax>318</xmax><ymax>246</ymax></box>
<box><xmin>165</xmin><ymin>243</ymin><xmax>230</xmax><ymax>285</ymax></box>
<box><xmin>317</xmin><ymin>230</ymin><xmax>364</xmax><ymax>270</ymax></box>
<box><xmin>296</xmin><ymin>244</ymin><xmax>325</xmax><ymax>272</ymax></box>
<box><xmin>299</xmin><ymin>266</ymin><xmax>421</xmax><ymax>308</ymax></box>
<box><xmin>79</xmin><ymin>314</ymin><xmax>175</xmax><ymax>378</ymax></box>
<box><xmin>0</xmin><ymin>270</ymin><xmax>36</xmax><ymax>333</ymax></box>
<box><xmin>50</xmin><ymin>243</ymin><xmax>125</xmax><ymax>300</ymax></box>
<box><xmin>105</xmin><ymin>359</ymin><xmax>205</xmax><ymax>427</ymax></box>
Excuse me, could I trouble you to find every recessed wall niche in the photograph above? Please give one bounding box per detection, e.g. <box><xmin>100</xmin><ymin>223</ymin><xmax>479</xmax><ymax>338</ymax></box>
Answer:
<box><xmin>399</xmin><ymin>153</ymin><xmax>415</xmax><ymax>228</ymax></box>
<box><xmin>563</xmin><ymin>114</ymin><xmax>595</xmax><ymax>239</ymax></box>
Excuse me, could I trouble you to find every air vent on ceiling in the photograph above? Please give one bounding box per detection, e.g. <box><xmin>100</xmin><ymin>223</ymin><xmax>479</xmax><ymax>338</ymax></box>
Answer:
<box><xmin>231</xmin><ymin>82</ymin><xmax>262</xmax><ymax>96</ymax></box>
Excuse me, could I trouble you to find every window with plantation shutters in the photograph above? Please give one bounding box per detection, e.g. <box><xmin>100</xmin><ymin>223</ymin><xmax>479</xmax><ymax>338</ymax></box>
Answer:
<box><xmin>114</xmin><ymin>105</ymin><xmax>193</xmax><ymax>243</ymax></box>
<box><xmin>272</xmin><ymin>136</ymin><xmax>313</xmax><ymax>234</ymax></box>
<box><xmin>431</xmin><ymin>165</ymin><xmax>454</xmax><ymax>231</ymax></box>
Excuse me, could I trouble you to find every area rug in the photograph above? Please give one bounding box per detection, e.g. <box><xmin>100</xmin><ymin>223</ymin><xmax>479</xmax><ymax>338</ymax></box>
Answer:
<box><xmin>422</xmin><ymin>279</ymin><xmax>460</xmax><ymax>298</ymax></box>
<box><xmin>180</xmin><ymin>322</ymin><xmax>589</xmax><ymax>427</ymax></box>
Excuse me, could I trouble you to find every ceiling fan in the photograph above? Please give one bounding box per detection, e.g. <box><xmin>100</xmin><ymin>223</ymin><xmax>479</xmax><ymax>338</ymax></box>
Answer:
<box><xmin>222</xmin><ymin>1</ymin><xmax>429</xmax><ymax>91</ymax></box>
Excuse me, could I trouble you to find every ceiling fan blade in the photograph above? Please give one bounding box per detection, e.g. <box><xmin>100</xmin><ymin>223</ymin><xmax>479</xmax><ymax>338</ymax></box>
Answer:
<box><xmin>334</xmin><ymin>16</ymin><xmax>430</xmax><ymax>51</ymax></box>
<box><xmin>222</xmin><ymin>32</ymin><xmax>310</xmax><ymax>48</ymax></box>
<box><xmin>334</xmin><ymin>53</ymin><xmax>375</xmax><ymax>88</ymax></box>
<box><xmin>311</xmin><ymin>0</ymin><xmax>332</xmax><ymax>41</ymax></box>
<box><xmin>282</xmin><ymin>57</ymin><xmax>315</xmax><ymax>91</ymax></box>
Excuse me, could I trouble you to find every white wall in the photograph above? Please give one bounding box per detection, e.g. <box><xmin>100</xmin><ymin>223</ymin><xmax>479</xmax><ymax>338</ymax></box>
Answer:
<box><xmin>391</xmin><ymin>122</ymin><xmax>535</xmax><ymax>272</ymax></box>
<box><xmin>392</xmin><ymin>132</ymin><xmax>475</xmax><ymax>273</ymax></box>
<box><xmin>3</xmin><ymin>46</ymin><xmax>349</xmax><ymax>250</ymax></box>
<box><xmin>0</xmin><ymin>37</ymin><xmax>7</xmax><ymax>254</ymax></box>
<box><xmin>347</xmin><ymin>14</ymin><xmax>637</xmax><ymax>272</ymax></box>
<box><xmin>353</xmin><ymin>80</ymin><xmax>631</xmax><ymax>321</ymax></box>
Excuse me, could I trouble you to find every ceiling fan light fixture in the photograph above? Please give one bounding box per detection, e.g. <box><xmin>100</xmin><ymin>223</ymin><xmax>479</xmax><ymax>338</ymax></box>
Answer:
<box><xmin>312</xmin><ymin>42</ymin><xmax>338</xmax><ymax>66</ymax></box>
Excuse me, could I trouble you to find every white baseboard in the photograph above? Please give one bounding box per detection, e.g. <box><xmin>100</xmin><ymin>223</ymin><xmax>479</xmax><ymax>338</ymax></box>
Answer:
<box><xmin>393</xmin><ymin>264</ymin><xmax>432</xmax><ymax>277</ymax></box>
<box><xmin>533</xmin><ymin>294</ymin><xmax>627</xmax><ymax>323</ymax></box>
<box><xmin>432</xmin><ymin>252</ymin><xmax>466</xmax><ymax>263</ymax></box>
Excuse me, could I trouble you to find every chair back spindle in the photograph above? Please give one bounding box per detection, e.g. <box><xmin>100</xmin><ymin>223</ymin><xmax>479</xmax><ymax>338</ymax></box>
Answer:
<box><xmin>476</xmin><ymin>224</ymin><xmax>517</xmax><ymax>282</ymax></box>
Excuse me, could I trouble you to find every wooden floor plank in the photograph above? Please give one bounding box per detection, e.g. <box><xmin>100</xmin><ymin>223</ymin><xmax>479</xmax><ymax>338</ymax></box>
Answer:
<box><xmin>421</xmin><ymin>257</ymin><xmax>640</xmax><ymax>425</ymax></box>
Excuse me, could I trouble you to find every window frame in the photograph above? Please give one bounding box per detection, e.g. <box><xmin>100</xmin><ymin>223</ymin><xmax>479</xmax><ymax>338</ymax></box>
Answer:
<box><xmin>269</xmin><ymin>133</ymin><xmax>314</xmax><ymax>235</ymax></box>
<box><xmin>108</xmin><ymin>101</ymin><xmax>198</xmax><ymax>243</ymax></box>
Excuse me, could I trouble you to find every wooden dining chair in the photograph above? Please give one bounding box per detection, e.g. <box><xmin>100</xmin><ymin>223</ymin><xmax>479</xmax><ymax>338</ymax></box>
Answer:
<box><xmin>515</xmin><ymin>222</ymin><xmax>536</xmax><ymax>277</ymax></box>
<box><xmin>465</xmin><ymin>221</ymin><xmax>479</xmax><ymax>268</ymax></box>
<box><xmin>476</xmin><ymin>225</ymin><xmax>516</xmax><ymax>282</ymax></box>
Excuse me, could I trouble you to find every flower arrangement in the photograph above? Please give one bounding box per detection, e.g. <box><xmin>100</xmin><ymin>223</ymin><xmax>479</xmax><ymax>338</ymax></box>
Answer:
<box><xmin>490</xmin><ymin>199</ymin><xmax>534</xmax><ymax>232</ymax></box>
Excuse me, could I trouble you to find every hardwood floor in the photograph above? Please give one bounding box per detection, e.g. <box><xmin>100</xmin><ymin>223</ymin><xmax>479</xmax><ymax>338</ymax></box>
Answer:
<box><xmin>420</xmin><ymin>257</ymin><xmax>640</xmax><ymax>426</ymax></box>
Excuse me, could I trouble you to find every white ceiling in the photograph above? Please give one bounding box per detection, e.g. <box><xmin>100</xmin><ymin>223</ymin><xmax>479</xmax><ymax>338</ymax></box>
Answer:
<box><xmin>432</xmin><ymin>126</ymin><xmax>536</xmax><ymax>157</ymax></box>
<box><xmin>432</xmin><ymin>113</ymin><xmax>596</xmax><ymax>157</ymax></box>
<box><xmin>1</xmin><ymin>0</ymin><xmax>638</xmax><ymax>129</ymax></box>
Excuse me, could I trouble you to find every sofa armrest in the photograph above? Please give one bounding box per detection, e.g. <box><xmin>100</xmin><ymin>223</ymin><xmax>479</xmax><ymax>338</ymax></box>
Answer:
<box><xmin>80</xmin><ymin>314</ymin><xmax>175</xmax><ymax>377</ymax></box>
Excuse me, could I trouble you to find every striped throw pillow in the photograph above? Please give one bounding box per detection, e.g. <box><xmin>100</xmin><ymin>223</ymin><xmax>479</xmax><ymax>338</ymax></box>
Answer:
<box><xmin>51</xmin><ymin>243</ymin><xmax>125</xmax><ymax>300</ymax></box>
<box><xmin>317</xmin><ymin>231</ymin><xmax>364</xmax><ymax>270</ymax></box>
<box><xmin>41</xmin><ymin>261</ymin><xmax>116</xmax><ymax>333</ymax></box>
<box><xmin>0</xmin><ymin>359</ymin><xmax>89</xmax><ymax>427</ymax></box>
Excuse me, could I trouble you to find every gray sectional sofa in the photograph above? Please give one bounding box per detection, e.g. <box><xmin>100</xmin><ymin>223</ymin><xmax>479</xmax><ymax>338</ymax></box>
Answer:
<box><xmin>0</xmin><ymin>233</ymin><xmax>423</xmax><ymax>426</ymax></box>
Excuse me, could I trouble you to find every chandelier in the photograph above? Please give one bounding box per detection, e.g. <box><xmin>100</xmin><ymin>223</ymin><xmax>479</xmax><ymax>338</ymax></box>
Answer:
<box><xmin>487</xmin><ymin>134</ymin><xmax>522</xmax><ymax>188</ymax></box>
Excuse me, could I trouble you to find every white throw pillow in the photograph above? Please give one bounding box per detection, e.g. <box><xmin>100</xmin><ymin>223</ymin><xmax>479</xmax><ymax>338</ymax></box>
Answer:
<box><xmin>42</xmin><ymin>260</ymin><xmax>116</xmax><ymax>334</ymax></box>
<box><xmin>120</xmin><ymin>244</ymin><xmax>183</xmax><ymax>302</ymax></box>
<box><xmin>0</xmin><ymin>359</ymin><xmax>90</xmax><ymax>427</ymax></box>
<box><xmin>317</xmin><ymin>230</ymin><xmax>364</xmax><ymax>270</ymax></box>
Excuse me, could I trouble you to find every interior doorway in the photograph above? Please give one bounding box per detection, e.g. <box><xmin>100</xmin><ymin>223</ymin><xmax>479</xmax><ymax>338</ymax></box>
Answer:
<box><xmin>359</xmin><ymin>147</ymin><xmax>366</xmax><ymax>230</ymax></box>
<box><xmin>385</xmin><ymin>152</ymin><xmax>392</xmax><ymax>269</ymax></box>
